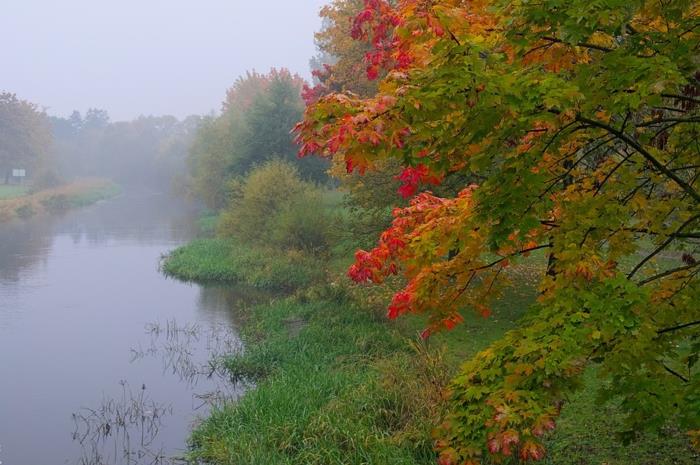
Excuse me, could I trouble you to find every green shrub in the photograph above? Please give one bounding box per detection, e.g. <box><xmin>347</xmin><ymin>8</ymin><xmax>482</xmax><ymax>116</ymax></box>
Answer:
<box><xmin>14</xmin><ymin>204</ymin><xmax>35</xmax><ymax>218</ymax></box>
<box><xmin>40</xmin><ymin>194</ymin><xmax>70</xmax><ymax>211</ymax></box>
<box><xmin>270</xmin><ymin>189</ymin><xmax>330</xmax><ymax>251</ymax></box>
<box><xmin>219</xmin><ymin>160</ymin><xmax>331</xmax><ymax>252</ymax></box>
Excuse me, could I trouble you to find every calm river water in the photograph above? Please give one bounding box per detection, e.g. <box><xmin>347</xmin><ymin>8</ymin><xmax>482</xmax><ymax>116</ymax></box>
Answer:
<box><xmin>0</xmin><ymin>192</ymin><xmax>248</xmax><ymax>465</ymax></box>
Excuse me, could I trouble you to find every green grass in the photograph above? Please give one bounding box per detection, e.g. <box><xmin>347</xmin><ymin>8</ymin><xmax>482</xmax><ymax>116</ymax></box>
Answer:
<box><xmin>175</xmin><ymin>193</ymin><xmax>696</xmax><ymax>464</ymax></box>
<box><xmin>161</xmin><ymin>238</ymin><xmax>326</xmax><ymax>290</ymax></box>
<box><xmin>544</xmin><ymin>369</ymin><xmax>699</xmax><ymax>465</ymax></box>
<box><xmin>189</xmin><ymin>295</ymin><xmax>444</xmax><ymax>465</ymax></box>
<box><xmin>65</xmin><ymin>182</ymin><xmax>121</xmax><ymax>207</ymax></box>
<box><xmin>187</xmin><ymin>261</ymin><xmax>697</xmax><ymax>465</ymax></box>
<box><xmin>0</xmin><ymin>185</ymin><xmax>28</xmax><ymax>200</ymax></box>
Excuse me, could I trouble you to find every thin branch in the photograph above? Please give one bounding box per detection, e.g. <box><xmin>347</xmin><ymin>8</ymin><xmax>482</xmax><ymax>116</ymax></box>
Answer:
<box><xmin>472</xmin><ymin>243</ymin><xmax>553</xmax><ymax>272</ymax></box>
<box><xmin>577</xmin><ymin>115</ymin><xmax>700</xmax><ymax>202</ymax></box>
<box><xmin>657</xmin><ymin>320</ymin><xmax>700</xmax><ymax>335</ymax></box>
<box><xmin>638</xmin><ymin>263</ymin><xmax>700</xmax><ymax>285</ymax></box>
<box><xmin>540</xmin><ymin>36</ymin><xmax>614</xmax><ymax>52</ymax></box>
<box><xmin>628</xmin><ymin>214</ymin><xmax>700</xmax><ymax>279</ymax></box>
<box><xmin>661</xmin><ymin>93</ymin><xmax>700</xmax><ymax>105</ymax></box>
<box><xmin>663</xmin><ymin>364</ymin><xmax>689</xmax><ymax>383</ymax></box>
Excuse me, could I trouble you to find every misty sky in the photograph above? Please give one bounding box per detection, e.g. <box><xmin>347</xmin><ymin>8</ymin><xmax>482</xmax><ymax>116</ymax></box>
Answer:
<box><xmin>2</xmin><ymin>0</ymin><xmax>328</xmax><ymax>121</ymax></box>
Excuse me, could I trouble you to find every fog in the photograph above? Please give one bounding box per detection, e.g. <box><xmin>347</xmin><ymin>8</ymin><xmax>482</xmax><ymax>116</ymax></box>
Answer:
<box><xmin>2</xmin><ymin>0</ymin><xmax>327</xmax><ymax>120</ymax></box>
<box><xmin>1</xmin><ymin>2</ymin><xmax>336</xmax><ymax>463</ymax></box>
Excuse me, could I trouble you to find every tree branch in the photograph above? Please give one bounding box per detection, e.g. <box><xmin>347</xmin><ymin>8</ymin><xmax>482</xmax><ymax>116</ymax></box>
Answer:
<box><xmin>638</xmin><ymin>263</ymin><xmax>700</xmax><ymax>285</ymax></box>
<box><xmin>628</xmin><ymin>214</ymin><xmax>700</xmax><ymax>279</ymax></box>
<box><xmin>657</xmin><ymin>320</ymin><xmax>700</xmax><ymax>335</ymax></box>
<box><xmin>663</xmin><ymin>364</ymin><xmax>689</xmax><ymax>383</ymax></box>
<box><xmin>540</xmin><ymin>36</ymin><xmax>613</xmax><ymax>53</ymax></box>
<box><xmin>576</xmin><ymin>115</ymin><xmax>700</xmax><ymax>202</ymax></box>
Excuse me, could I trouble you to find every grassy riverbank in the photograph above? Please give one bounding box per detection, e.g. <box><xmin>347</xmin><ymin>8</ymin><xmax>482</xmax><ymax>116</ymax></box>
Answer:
<box><xmin>162</xmin><ymin>238</ymin><xmax>325</xmax><ymax>290</ymax></box>
<box><xmin>0</xmin><ymin>185</ymin><xmax>29</xmax><ymax>200</ymax></box>
<box><xmin>161</xmin><ymin>235</ymin><xmax>698</xmax><ymax>464</ymax></box>
<box><xmin>0</xmin><ymin>178</ymin><xmax>121</xmax><ymax>222</ymax></box>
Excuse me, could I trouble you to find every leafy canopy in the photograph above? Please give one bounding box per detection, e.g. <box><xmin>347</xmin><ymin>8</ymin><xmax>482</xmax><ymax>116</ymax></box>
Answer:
<box><xmin>296</xmin><ymin>0</ymin><xmax>700</xmax><ymax>463</ymax></box>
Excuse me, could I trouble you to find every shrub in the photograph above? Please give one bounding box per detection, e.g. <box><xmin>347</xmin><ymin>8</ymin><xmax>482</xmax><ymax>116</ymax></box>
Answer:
<box><xmin>219</xmin><ymin>160</ymin><xmax>331</xmax><ymax>252</ymax></box>
<box><xmin>40</xmin><ymin>194</ymin><xmax>69</xmax><ymax>211</ymax></box>
<box><xmin>15</xmin><ymin>204</ymin><xmax>35</xmax><ymax>218</ymax></box>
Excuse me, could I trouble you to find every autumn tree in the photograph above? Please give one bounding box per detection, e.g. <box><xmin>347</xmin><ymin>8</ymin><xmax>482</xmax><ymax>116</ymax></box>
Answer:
<box><xmin>297</xmin><ymin>0</ymin><xmax>700</xmax><ymax>463</ymax></box>
<box><xmin>310</xmin><ymin>0</ymin><xmax>410</xmax><ymax>245</ymax></box>
<box><xmin>0</xmin><ymin>92</ymin><xmax>52</xmax><ymax>183</ymax></box>
<box><xmin>312</xmin><ymin>0</ymin><xmax>381</xmax><ymax>98</ymax></box>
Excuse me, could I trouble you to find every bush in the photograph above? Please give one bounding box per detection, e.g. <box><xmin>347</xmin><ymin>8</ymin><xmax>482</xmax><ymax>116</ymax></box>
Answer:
<box><xmin>40</xmin><ymin>194</ymin><xmax>69</xmax><ymax>211</ymax></box>
<box><xmin>218</xmin><ymin>160</ymin><xmax>331</xmax><ymax>252</ymax></box>
<box><xmin>15</xmin><ymin>204</ymin><xmax>35</xmax><ymax>218</ymax></box>
<box><xmin>270</xmin><ymin>189</ymin><xmax>330</xmax><ymax>251</ymax></box>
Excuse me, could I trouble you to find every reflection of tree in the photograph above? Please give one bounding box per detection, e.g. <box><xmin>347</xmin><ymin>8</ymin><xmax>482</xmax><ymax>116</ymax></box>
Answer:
<box><xmin>64</xmin><ymin>192</ymin><xmax>200</xmax><ymax>246</ymax></box>
<box><xmin>0</xmin><ymin>214</ymin><xmax>55</xmax><ymax>283</ymax></box>
<box><xmin>0</xmin><ymin>194</ymin><xmax>200</xmax><ymax>284</ymax></box>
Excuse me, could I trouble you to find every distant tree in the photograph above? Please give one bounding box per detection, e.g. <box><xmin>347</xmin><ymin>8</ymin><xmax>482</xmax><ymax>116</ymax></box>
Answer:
<box><xmin>238</xmin><ymin>70</ymin><xmax>329</xmax><ymax>182</ymax></box>
<box><xmin>187</xmin><ymin>69</ymin><xmax>329</xmax><ymax>209</ymax></box>
<box><xmin>0</xmin><ymin>92</ymin><xmax>52</xmax><ymax>183</ymax></box>
<box><xmin>49</xmin><ymin>110</ymin><xmax>197</xmax><ymax>189</ymax></box>
<box><xmin>83</xmin><ymin>108</ymin><xmax>110</xmax><ymax>130</ymax></box>
<box><xmin>312</xmin><ymin>0</ymin><xmax>380</xmax><ymax>98</ymax></box>
<box><xmin>68</xmin><ymin>111</ymin><xmax>83</xmax><ymax>134</ymax></box>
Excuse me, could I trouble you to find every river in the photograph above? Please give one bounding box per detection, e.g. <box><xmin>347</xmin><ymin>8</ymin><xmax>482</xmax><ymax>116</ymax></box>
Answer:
<box><xmin>0</xmin><ymin>192</ymin><xmax>247</xmax><ymax>465</ymax></box>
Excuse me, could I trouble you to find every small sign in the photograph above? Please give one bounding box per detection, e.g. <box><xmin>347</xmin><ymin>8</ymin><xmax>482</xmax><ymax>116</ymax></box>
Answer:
<box><xmin>12</xmin><ymin>169</ymin><xmax>26</xmax><ymax>177</ymax></box>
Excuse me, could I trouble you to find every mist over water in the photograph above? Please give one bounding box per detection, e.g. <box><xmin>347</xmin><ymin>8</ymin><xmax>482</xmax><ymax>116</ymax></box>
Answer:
<box><xmin>0</xmin><ymin>2</ymin><xmax>331</xmax><ymax>463</ymax></box>
<box><xmin>0</xmin><ymin>193</ymin><xmax>256</xmax><ymax>464</ymax></box>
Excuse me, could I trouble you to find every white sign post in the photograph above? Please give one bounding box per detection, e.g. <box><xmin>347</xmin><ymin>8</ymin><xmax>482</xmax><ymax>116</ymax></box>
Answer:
<box><xmin>11</xmin><ymin>169</ymin><xmax>26</xmax><ymax>184</ymax></box>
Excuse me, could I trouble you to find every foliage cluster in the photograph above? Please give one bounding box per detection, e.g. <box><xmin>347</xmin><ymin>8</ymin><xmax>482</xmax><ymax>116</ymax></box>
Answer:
<box><xmin>296</xmin><ymin>0</ymin><xmax>700</xmax><ymax>463</ymax></box>
<box><xmin>218</xmin><ymin>160</ymin><xmax>331</xmax><ymax>253</ymax></box>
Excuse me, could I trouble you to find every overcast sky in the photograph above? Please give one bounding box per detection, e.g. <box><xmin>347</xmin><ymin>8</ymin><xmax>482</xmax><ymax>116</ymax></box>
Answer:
<box><xmin>2</xmin><ymin>0</ymin><xmax>328</xmax><ymax>121</ymax></box>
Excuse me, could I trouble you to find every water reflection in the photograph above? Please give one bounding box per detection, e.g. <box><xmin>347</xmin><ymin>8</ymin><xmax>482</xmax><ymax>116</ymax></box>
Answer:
<box><xmin>72</xmin><ymin>381</ymin><xmax>175</xmax><ymax>465</ymax></box>
<box><xmin>73</xmin><ymin>320</ymin><xmax>245</xmax><ymax>465</ymax></box>
<box><xmin>0</xmin><ymin>193</ymin><xmax>256</xmax><ymax>465</ymax></box>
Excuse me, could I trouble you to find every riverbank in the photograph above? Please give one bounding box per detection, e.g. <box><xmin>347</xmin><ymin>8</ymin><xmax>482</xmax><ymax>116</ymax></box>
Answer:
<box><xmin>0</xmin><ymin>178</ymin><xmax>121</xmax><ymax>222</ymax></box>
<box><xmin>162</xmin><ymin>234</ymin><xmax>698</xmax><ymax>465</ymax></box>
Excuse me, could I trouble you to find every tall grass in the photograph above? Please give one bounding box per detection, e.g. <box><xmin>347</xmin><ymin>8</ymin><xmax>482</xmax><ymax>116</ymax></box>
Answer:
<box><xmin>188</xmin><ymin>296</ymin><xmax>448</xmax><ymax>465</ymax></box>
<box><xmin>186</xmin><ymin>263</ymin><xmax>698</xmax><ymax>465</ymax></box>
